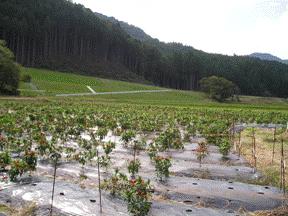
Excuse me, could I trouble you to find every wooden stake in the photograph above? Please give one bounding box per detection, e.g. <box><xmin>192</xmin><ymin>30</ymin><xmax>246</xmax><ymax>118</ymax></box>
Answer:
<box><xmin>272</xmin><ymin>125</ymin><xmax>276</xmax><ymax>163</ymax></box>
<box><xmin>238</xmin><ymin>131</ymin><xmax>241</xmax><ymax>158</ymax></box>
<box><xmin>232</xmin><ymin>118</ymin><xmax>235</xmax><ymax>141</ymax></box>
<box><xmin>97</xmin><ymin>149</ymin><xmax>102</xmax><ymax>213</ymax></box>
<box><xmin>50</xmin><ymin>158</ymin><xmax>58</xmax><ymax>216</ymax></box>
<box><xmin>254</xmin><ymin>136</ymin><xmax>257</xmax><ymax>173</ymax></box>
<box><xmin>252</xmin><ymin>129</ymin><xmax>254</xmax><ymax>162</ymax></box>
<box><xmin>280</xmin><ymin>138</ymin><xmax>285</xmax><ymax>194</ymax></box>
<box><xmin>132</xmin><ymin>142</ymin><xmax>136</xmax><ymax>179</ymax></box>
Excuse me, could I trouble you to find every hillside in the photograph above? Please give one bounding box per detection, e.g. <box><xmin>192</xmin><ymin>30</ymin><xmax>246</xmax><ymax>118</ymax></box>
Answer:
<box><xmin>94</xmin><ymin>12</ymin><xmax>152</xmax><ymax>41</ymax></box>
<box><xmin>94</xmin><ymin>12</ymin><xmax>199</xmax><ymax>57</ymax></box>
<box><xmin>16</xmin><ymin>67</ymin><xmax>288</xmax><ymax>110</ymax></box>
<box><xmin>248</xmin><ymin>53</ymin><xmax>288</xmax><ymax>65</ymax></box>
<box><xmin>0</xmin><ymin>0</ymin><xmax>288</xmax><ymax>99</ymax></box>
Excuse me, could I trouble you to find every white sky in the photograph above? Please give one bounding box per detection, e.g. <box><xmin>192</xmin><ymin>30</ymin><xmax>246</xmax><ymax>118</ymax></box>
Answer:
<box><xmin>73</xmin><ymin>0</ymin><xmax>288</xmax><ymax>59</ymax></box>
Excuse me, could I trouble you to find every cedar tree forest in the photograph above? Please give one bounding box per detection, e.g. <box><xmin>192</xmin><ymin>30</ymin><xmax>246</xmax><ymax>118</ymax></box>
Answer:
<box><xmin>0</xmin><ymin>0</ymin><xmax>288</xmax><ymax>98</ymax></box>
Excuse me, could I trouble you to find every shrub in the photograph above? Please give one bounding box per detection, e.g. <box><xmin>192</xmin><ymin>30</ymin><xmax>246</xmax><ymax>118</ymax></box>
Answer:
<box><xmin>154</xmin><ymin>156</ymin><xmax>171</xmax><ymax>181</ymax></box>
<box><xmin>102</xmin><ymin>141</ymin><xmax>116</xmax><ymax>155</ymax></box>
<box><xmin>22</xmin><ymin>151</ymin><xmax>37</xmax><ymax>170</ymax></box>
<box><xmin>146</xmin><ymin>142</ymin><xmax>158</xmax><ymax>160</ymax></box>
<box><xmin>21</xmin><ymin>74</ymin><xmax>32</xmax><ymax>82</ymax></box>
<box><xmin>126</xmin><ymin>158</ymin><xmax>141</xmax><ymax>178</ymax></box>
<box><xmin>194</xmin><ymin>142</ymin><xmax>210</xmax><ymax>167</ymax></box>
<box><xmin>199</xmin><ymin>76</ymin><xmax>234</xmax><ymax>102</ymax></box>
<box><xmin>120</xmin><ymin>130</ymin><xmax>136</xmax><ymax>148</ymax></box>
<box><xmin>0</xmin><ymin>151</ymin><xmax>11</xmax><ymax>168</ymax></box>
<box><xmin>102</xmin><ymin>173</ymin><xmax>152</xmax><ymax>215</ymax></box>
<box><xmin>8</xmin><ymin>160</ymin><xmax>28</xmax><ymax>181</ymax></box>
<box><xmin>102</xmin><ymin>168</ymin><xmax>129</xmax><ymax>196</ymax></box>
<box><xmin>124</xmin><ymin>176</ymin><xmax>152</xmax><ymax>215</ymax></box>
<box><xmin>0</xmin><ymin>40</ymin><xmax>21</xmax><ymax>95</ymax></box>
<box><xmin>218</xmin><ymin>139</ymin><xmax>232</xmax><ymax>158</ymax></box>
<box><xmin>155</xmin><ymin>128</ymin><xmax>181</xmax><ymax>151</ymax></box>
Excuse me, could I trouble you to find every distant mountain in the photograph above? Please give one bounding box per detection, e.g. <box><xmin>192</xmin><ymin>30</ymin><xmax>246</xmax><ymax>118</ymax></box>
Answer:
<box><xmin>248</xmin><ymin>53</ymin><xmax>288</xmax><ymax>65</ymax></box>
<box><xmin>94</xmin><ymin>12</ymin><xmax>152</xmax><ymax>41</ymax></box>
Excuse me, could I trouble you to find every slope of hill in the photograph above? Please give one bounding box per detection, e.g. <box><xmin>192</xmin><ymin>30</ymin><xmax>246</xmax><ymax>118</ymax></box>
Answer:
<box><xmin>249</xmin><ymin>53</ymin><xmax>288</xmax><ymax>65</ymax></box>
<box><xmin>94</xmin><ymin>12</ymin><xmax>199</xmax><ymax>57</ymax></box>
<box><xmin>19</xmin><ymin>67</ymin><xmax>162</xmax><ymax>96</ymax></box>
<box><xmin>1</xmin><ymin>0</ymin><xmax>288</xmax><ymax>99</ymax></box>
<box><xmin>94</xmin><ymin>12</ymin><xmax>152</xmax><ymax>41</ymax></box>
<box><xmin>16</xmin><ymin>67</ymin><xmax>288</xmax><ymax>109</ymax></box>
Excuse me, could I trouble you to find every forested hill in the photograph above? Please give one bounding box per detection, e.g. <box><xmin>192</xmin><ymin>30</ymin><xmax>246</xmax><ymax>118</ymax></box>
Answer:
<box><xmin>94</xmin><ymin>12</ymin><xmax>152</xmax><ymax>41</ymax></box>
<box><xmin>0</xmin><ymin>0</ymin><xmax>288</xmax><ymax>98</ymax></box>
<box><xmin>248</xmin><ymin>53</ymin><xmax>288</xmax><ymax>65</ymax></box>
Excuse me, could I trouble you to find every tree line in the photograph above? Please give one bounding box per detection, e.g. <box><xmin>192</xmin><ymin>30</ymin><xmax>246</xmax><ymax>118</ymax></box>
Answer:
<box><xmin>0</xmin><ymin>0</ymin><xmax>287</xmax><ymax>98</ymax></box>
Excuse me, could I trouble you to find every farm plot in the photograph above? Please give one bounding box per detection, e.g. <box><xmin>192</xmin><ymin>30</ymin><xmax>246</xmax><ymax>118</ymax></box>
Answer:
<box><xmin>0</xmin><ymin>101</ymin><xmax>288</xmax><ymax>215</ymax></box>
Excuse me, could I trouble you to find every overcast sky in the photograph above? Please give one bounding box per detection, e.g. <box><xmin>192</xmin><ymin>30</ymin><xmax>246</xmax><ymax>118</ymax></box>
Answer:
<box><xmin>73</xmin><ymin>0</ymin><xmax>288</xmax><ymax>59</ymax></box>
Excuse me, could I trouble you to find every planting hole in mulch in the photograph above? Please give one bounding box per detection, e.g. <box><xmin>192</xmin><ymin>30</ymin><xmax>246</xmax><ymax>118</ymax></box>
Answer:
<box><xmin>60</xmin><ymin>192</ymin><xmax>64</xmax><ymax>195</ymax></box>
<box><xmin>192</xmin><ymin>183</ymin><xmax>198</xmax><ymax>185</ymax></box>
<box><xmin>32</xmin><ymin>183</ymin><xmax>37</xmax><ymax>186</ymax></box>
<box><xmin>228</xmin><ymin>187</ymin><xmax>233</xmax><ymax>190</ymax></box>
<box><xmin>183</xmin><ymin>200</ymin><xmax>193</xmax><ymax>204</ymax></box>
<box><xmin>264</xmin><ymin>186</ymin><xmax>270</xmax><ymax>189</ymax></box>
<box><xmin>186</xmin><ymin>209</ymin><xmax>192</xmax><ymax>212</ymax></box>
<box><xmin>258</xmin><ymin>192</ymin><xmax>264</xmax><ymax>195</ymax></box>
<box><xmin>89</xmin><ymin>199</ymin><xmax>96</xmax><ymax>203</ymax></box>
<box><xmin>196</xmin><ymin>196</ymin><xmax>201</xmax><ymax>199</ymax></box>
<box><xmin>149</xmin><ymin>189</ymin><xmax>155</xmax><ymax>193</ymax></box>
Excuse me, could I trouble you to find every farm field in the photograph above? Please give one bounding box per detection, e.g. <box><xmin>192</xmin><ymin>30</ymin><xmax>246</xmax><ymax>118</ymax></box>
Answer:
<box><xmin>15</xmin><ymin>67</ymin><xmax>288</xmax><ymax>110</ymax></box>
<box><xmin>0</xmin><ymin>99</ymin><xmax>288</xmax><ymax>215</ymax></box>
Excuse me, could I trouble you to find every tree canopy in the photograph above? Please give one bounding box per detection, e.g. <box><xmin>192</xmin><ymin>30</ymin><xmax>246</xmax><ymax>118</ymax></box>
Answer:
<box><xmin>0</xmin><ymin>0</ymin><xmax>287</xmax><ymax>98</ymax></box>
<box><xmin>0</xmin><ymin>40</ymin><xmax>21</xmax><ymax>95</ymax></box>
<box><xmin>199</xmin><ymin>76</ymin><xmax>234</xmax><ymax>102</ymax></box>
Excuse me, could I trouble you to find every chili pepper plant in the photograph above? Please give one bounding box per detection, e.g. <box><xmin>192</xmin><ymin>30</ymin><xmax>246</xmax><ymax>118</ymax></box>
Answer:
<box><xmin>194</xmin><ymin>142</ymin><xmax>210</xmax><ymax>168</ymax></box>
<box><xmin>154</xmin><ymin>156</ymin><xmax>172</xmax><ymax>181</ymax></box>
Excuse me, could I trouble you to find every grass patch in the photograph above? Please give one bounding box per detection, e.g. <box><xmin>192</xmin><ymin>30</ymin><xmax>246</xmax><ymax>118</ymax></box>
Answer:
<box><xmin>16</xmin><ymin>67</ymin><xmax>288</xmax><ymax>110</ymax></box>
<box><xmin>234</xmin><ymin>128</ymin><xmax>288</xmax><ymax>187</ymax></box>
<box><xmin>0</xmin><ymin>202</ymin><xmax>37</xmax><ymax>215</ymax></box>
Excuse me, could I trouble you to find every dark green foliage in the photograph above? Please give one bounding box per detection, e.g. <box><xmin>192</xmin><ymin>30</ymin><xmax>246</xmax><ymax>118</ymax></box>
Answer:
<box><xmin>0</xmin><ymin>0</ymin><xmax>287</xmax><ymax>98</ymax></box>
<box><xmin>21</xmin><ymin>73</ymin><xmax>32</xmax><ymax>82</ymax></box>
<box><xmin>199</xmin><ymin>76</ymin><xmax>234</xmax><ymax>102</ymax></box>
<box><xmin>0</xmin><ymin>40</ymin><xmax>20</xmax><ymax>95</ymax></box>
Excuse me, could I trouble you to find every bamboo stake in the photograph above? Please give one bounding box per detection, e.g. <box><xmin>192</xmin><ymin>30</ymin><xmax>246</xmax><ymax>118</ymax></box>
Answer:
<box><xmin>252</xmin><ymin>128</ymin><xmax>254</xmax><ymax>162</ymax></box>
<box><xmin>97</xmin><ymin>149</ymin><xmax>103</xmax><ymax>213</ymax></box>
<box><xmin>132</xmin><ymin>142</ymin><xmax>136</xmax><ymax>179</ymax></box>
<box><xmin>232</xmin><ymin>118</ymin><xmax>235</xmax><ymax>141</ymax></box>
<box><xmin>254</xmin><ymin>135</ymin><xmax>257</xmax><ymax>173</ymax></box>
<box><xmin>238</xmin><ymin>130</ymin><xmax>241</xmax><ymax>158</ymax></box>
<box><xmin>251</xmin><ymin>128</ymin><xmax>257</xmax><ymax>173</ymax></box>
<box><xmin>272</xmin><ymin>125</ymin><xmax>276</xmax><ymax>163</ymax></box>
<box><xmin>50</xmin><ymin>158</ymin><xmax>58</xmax><ymax>216</ymax></box>
<box><xmin>280</xmin><ymin>138</ymin><xmax>285</xmax><ymax>194</ymax></box>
